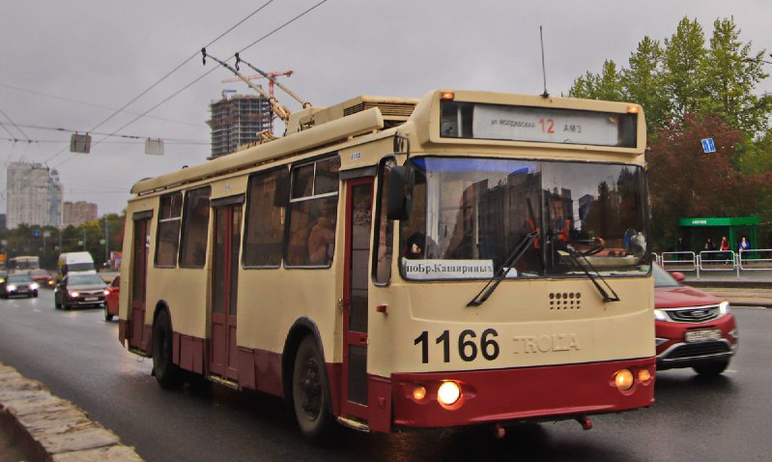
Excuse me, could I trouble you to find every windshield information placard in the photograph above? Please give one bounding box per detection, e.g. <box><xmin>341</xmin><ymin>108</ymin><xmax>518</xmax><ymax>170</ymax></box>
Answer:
<box><xmin>403</xmin><ymin>259</ymin><xmax>494</xmax><ymax>280</ymax></box>
<box><xmin>472</xmin><ymin>105</ymin><xmax>622</xmax><ymax>146</ymax></box>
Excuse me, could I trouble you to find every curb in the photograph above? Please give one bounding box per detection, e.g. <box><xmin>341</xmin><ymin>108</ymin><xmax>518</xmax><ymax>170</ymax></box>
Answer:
<box><xmin>0</xmin><ymin>363</ymin><xmax>144</xmax><ymax>462</ymax></box>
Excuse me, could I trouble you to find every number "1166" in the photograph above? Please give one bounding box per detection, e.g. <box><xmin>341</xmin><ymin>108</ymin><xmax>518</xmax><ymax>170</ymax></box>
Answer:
<box><xmin>414</xmin><ymin>329</ymin><xmax>500</xmax><ymax>364</ymax></box>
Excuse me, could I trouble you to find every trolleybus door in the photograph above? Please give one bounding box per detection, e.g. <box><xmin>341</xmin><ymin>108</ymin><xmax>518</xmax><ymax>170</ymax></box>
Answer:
<box><xmin>210</xmin><ymin>202</ymin><xmax>242</xmax><ymax>381</ymax></box>
<box><xmin>129</xmin><ymin>215</ymin><xmax>150</xmax><ymax>351</ymax></box>
<box><xmin>341</xmin><ymin>178</ymin><xmax>373</xmax><ymax>421</ymax></box>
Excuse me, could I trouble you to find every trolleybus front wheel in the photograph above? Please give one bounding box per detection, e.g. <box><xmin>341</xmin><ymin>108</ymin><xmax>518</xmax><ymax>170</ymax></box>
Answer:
<box><xmin>292</xmin><ymin>336</ymin><xmax>334</xmax><ymax>441</ymax></box>
<box><xmin>152</xmin><ymin>309</ymin><xmax>183</xmax><ymax>389</ymax></box>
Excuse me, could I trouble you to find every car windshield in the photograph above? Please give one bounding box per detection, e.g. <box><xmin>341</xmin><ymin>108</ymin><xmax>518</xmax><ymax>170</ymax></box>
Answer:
<box><xmin>653</xmin><ymin>264</ymin><xmax>680</xmax><ymax>288</ymax></box>
<box><xmin>68</xmin><ymin>262</ymin><xmax>95</xmax><ymax>272</ymax></box>
<box><xmin>7</xmin><ymin>274</ymin><xmax>34</xmax><ymax>283</ymax></box>
<box><xmin>68</xmin><ymin>274</ymin><xmax>105</xmax><ymax>286</ymax></box>
<box><xmin>399</xmin><ymin>156</ymin><xmax>650</xmax><ymax>280</ymax></box>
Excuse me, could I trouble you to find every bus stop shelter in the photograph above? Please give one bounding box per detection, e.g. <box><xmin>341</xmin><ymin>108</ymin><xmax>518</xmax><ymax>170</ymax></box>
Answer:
<box><xmin>677</xmin><ymin>216</ymin><xmax>759</xmax><ymax>252</ymax></box>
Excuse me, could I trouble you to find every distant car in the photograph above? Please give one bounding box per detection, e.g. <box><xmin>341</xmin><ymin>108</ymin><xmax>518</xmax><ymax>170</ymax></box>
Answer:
<box><xmin>54</xmin><ymin>274</ymin><xmax>109</xmax><ymax>310</ymax></box>
<box><xmin>653</xmin><ymin>264</ymin><xmax>738</xmax><ymax>375</ymax></box>
<box><xmin>104</xmin><ymin>275</ymin><xmax>120</xmax><ymax>321</ymax></box>
<box><xmin>0</xmin><ymin>273</ymin><xmax>39</xmax><ymax>298</ymax></box>
<box><xmin>28</xmin><ymin>269</ymin><xmax>54</xmax><ymax>289</ymax></box>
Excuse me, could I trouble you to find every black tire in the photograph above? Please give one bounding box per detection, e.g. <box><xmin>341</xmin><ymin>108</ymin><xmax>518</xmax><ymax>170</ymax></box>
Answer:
<box><xmin>103</xmin><ymin>304</ymin><xmax>113</xmax><ymax>321</ymax></box>
<box><xmin>152</xmin><ymin>309</ymin><xmax>183</xmax><ymax>389</ymax></box>
<box><xmin>693</xmin><ymin>359</ymin><xmax>730</xmax><ymax>376</ymax></box>
<box><xmin>292</xmin><ymin>336</ymin><xmax>334</xmax><ymax>441</ymax></box>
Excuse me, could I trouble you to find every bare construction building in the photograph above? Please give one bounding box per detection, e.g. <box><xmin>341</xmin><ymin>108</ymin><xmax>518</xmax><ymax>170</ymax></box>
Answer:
<box><xmin>207</xmin><ymin>93</ymin><xmax>271</xmax><ymax>158</ymax></box>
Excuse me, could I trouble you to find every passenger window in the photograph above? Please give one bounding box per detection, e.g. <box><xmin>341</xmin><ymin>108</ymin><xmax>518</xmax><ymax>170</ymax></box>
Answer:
<box><xmin>243</xmin><ymin>168</ymin><xmax>289</xmax><ymax>268</ymax></box>
<box><xmin>373</xmin><ymin>158</ymin><xmax>395</xmax><ymax>285</ymax></box>
<box><xmin>155</xmin><ymin>192</ymin><xmax>182</xmax><ymax>267</ymax></box>
<box><xmin>179</xmin><ymin>186</ymin><xmax>211</xmax><ymax>268</ymax></box>
<box><xmin>286</xmin><ymin>156</ymin><xmax>340</xmax><ymax>267</ymax></box>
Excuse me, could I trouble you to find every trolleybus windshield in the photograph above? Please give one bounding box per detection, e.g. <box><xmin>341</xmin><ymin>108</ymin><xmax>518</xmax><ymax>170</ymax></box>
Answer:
<box><xmin>399</xmin><ymin>157</ymin><xmax>649</xmax><ymax>281</ymax></box>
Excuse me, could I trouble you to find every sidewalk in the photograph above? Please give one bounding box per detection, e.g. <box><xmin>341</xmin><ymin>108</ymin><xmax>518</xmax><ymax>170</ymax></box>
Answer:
<box><xmin>0</xmin><ymin>363</ymin><xmax>144</xmax><ymax>462</ymax></box>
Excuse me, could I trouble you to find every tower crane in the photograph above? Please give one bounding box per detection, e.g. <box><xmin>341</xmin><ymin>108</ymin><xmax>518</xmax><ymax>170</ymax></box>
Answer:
<box><xmin>222</xmin><ymin>70</ymin><xmax>294</xmax><ymax>99</ymax></box>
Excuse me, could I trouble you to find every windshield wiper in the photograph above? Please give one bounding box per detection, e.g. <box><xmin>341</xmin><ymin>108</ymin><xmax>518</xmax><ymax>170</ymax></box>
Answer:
<box><xmin>552</xmin><ymin>237</ymin><xmax>620</xmax><ymax>303</ymax></box>
<box><xmin>467</xmin><ymin>231</ymin><xmax>539</xmax><ymax>307</ymax></box>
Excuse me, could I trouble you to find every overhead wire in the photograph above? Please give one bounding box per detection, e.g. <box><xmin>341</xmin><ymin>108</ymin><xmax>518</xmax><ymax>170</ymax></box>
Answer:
<box><xmin>52</xmin><ymin>0</ymin><xmax>332</xmax><ymax>171</ymax></box>
<box><xmin>44</xmin><ymin>0</ymin><xmax>278</xmax><ymax>165</ymax></box>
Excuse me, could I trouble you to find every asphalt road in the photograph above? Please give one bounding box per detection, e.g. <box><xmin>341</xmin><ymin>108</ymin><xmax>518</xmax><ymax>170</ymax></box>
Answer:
<box><xmin>1</xmin><ymin>290</ymin><xmax>771</xmax><ymax>462</ymax></box>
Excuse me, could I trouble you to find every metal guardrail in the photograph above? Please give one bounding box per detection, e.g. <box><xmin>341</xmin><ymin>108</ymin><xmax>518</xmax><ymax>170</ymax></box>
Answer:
<box><xmin>660</xmin><ymin>251</ymin><xmax>699</xmax><ymax>276</ymax></box>
<box><xmin>657</xmin><ymin>248</ymin><xmax>772</xmax><ymax>278</ymax></box>
<box><xmin>739</xmin><ymin>248</ymin><xmax>772</xmax><ymax>271</ymax></box>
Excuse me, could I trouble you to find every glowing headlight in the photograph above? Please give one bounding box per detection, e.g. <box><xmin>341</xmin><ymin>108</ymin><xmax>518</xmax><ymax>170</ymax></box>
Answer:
<box><xmin>614</xmin><ymin>369</ymin><xmax>635</xmax><ymax>392</ymax></box>
<box><xmin>30</xmin><ymin>283</ymin><xmax>39</xmax><ymax>290</ymax></box>
<box><xmin>653</xmin><ymin>309</ymin><xmax>668</xmax><ymax>321</ymax></box>
<box><xmin>718</xmin><ymin>301</ymin><xmax>731</xmax><ymax>316</ymax></box>
<box><xmin>7</xmin><ymin>285</ymin><xmax>16</xmax><ymax>292</ymax></box>
<box><xmin>437</xmin><ymin>381</ymin><xmax>461</xmax><ymax>406</ymax></box>
<box><xmin>69</xmin><ymin>291</ymin><xmax>79</xmax><ymax>298</ymax></box>
<box><xmin>103</xmin><ymin>289</ymin><xmax>110</xmax><ymax>296</ymax></box>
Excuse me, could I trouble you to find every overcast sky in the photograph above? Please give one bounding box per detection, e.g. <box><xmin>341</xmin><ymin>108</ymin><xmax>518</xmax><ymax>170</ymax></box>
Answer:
<box><xmin>2</xmin><ymin>0</ymin><xmax>770</xmax><ymax>216</ymax></box>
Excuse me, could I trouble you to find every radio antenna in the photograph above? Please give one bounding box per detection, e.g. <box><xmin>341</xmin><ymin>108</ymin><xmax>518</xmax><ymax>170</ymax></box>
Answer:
<box><xmin>539</xmin><ymin>26</ymin><xmax>550</xmax><ymax>98</ymax></box>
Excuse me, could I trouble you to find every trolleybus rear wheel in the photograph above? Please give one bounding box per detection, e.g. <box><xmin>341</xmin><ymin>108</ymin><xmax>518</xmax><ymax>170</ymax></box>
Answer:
<box><xmin>292</xmin><ymin>336</ymin><xmax>334</xmax><ymax>440</ymax></box>
<box><xmin>152</xmin><ymin>309</ymin><xmax>183</xmax><ymax>389</ymax></box>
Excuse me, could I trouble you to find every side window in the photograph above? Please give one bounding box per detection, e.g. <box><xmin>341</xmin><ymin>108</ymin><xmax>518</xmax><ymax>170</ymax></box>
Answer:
<box><xmin>179</xmin><ymin>186</ymin><xmax>211</xmax><ymax>268</ymax></box>
<box><xmin>243</xmin><ymin>168</ymin><xmax>289</xmax><ymax>267</ymax></box>
<box><xmin>373</xmin><ymin>158</ymin><xmax>395</xmax><ymax>285</ymax></box>
<box><xmin>155</xmin><ymin>192</ymin><xmax>182</xmax><ymax>267</ymax></box>
<box><xmin>286</xmin><ymin>156</ymin><xmax>340</xmax><ymax>267</ymax></box>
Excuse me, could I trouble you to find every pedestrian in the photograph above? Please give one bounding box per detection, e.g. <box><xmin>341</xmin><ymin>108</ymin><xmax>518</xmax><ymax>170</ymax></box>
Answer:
<box><xmin>719</xmin><ymin>236</ymin><xmax>730</xmax><ymax>252</ymax></box>
<box><xmin>704</xmin><ymin>237</ymin><xmax>716</xmax><ymax>251</ymax></box>
<box><xmin>738</xmin><ymin>236</ymin><xmax>750</xmax><ymax>252</ymax></box>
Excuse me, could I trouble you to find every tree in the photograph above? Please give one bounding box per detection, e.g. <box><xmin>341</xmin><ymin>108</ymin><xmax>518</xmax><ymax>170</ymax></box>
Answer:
<box><xmin>621</xmin><ymin>36</ymin><xmax>669</xmax><ymax>130</ymax></box>
<box><xmin>702</xmin><ymin>18</ymin><xmax>772</xmax><ymax>136</ymax></box>
<box><xmin>568</xmin><ymin>60</ymin><xmax>624</xmax><ymax>102</ymax></box>
<box><xmin>662</xmin><ymin>18</ymin><xmax>710</xmax><ymax>122</ymax></box>
<box><xmin>647</xmin><ymin>113</ymin><xmax>757</xmax><ymax>248</ymax></box>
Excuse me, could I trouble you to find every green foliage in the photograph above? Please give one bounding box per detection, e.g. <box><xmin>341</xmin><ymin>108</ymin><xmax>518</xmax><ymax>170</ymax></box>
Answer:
<box><xmin>568</xmin><ymin>15</ymin><xmax>772</xmax><ymax>250</ymax></box>
<box><xmin>0</xmin><ymin>213</ymin><xmax>126</xmax><ymax>270</ymax></box>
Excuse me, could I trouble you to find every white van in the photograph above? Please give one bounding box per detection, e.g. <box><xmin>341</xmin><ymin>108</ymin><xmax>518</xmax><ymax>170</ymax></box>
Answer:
<box><xmin>57</xmin><ymin>252</ymin><xmax>96</xmax><ymax>281</ymax></box>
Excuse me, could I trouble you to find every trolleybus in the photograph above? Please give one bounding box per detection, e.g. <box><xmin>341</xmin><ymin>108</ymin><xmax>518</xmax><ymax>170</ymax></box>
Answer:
<box><xmin>118</xmin><ymin>89</ymin><xmax>654</xmax><ymax>439</ymax></box>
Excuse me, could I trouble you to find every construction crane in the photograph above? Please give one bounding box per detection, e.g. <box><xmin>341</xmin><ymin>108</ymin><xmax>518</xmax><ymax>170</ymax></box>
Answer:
<box><xmin>222</xmin><ymin>70</ymin><xmax>294</xmax><ymax>99</ymax></box>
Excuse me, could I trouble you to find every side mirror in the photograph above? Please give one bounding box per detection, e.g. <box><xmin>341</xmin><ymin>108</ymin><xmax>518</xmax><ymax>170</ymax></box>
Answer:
<box><xmin>671</xmin><ymin>271</ymin><xmax>685</xmax><ymax>282</ymax></box>
<box><xmin>386</xmin><ymin>164</ymin><xmax>414</xmax><ymax>220</ymax></box>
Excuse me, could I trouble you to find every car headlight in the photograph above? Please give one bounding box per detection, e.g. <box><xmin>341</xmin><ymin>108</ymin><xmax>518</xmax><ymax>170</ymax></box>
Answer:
<box><xmin>103</xmin><ymin>289</ymin><xmax>110</xmax><ymax>296</ymax></box>
<box><xmin>654</xmin><ymin>309</ymin><xmax>668</xmax><ymax>321</ymax></box>
<box><xmin>7</xmin><ymin>284</ymin><xmax>16</xmax><ymax>292</ymax></box>
<box><xmin>30</xmin><ymin>283</ymin><xmax>39</xmax><ymax>290</ymax></box>
<box><xmin>719</xmin><ymin>301</ymin><xmax>731</xmax><ymax>316</ymax></box>
<box><xmin>69</xmin><ymin>291</ymin><xmax>79</xmax><ymax>298</ymax></box>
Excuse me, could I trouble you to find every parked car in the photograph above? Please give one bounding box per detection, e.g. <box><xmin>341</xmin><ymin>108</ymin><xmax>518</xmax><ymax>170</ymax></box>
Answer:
<box><xmin>104</xmin><ymin>275</ymin><xmax>120</xmax><ymax>321</ymax></box>
<box><xmin>28</xmin><ymin>269</ymin><xmax>54</xmax><ymax>289</ymax></box>
<box><xmin>0</xmin><ymin>273</ymin><xmax>39</xmax><ymax>298</ymax></box>
<box><xmin>653</xmin><ymin>264</ymin><xmax>738</xmax><ymax>375</ymax></box>
<box><xmin>54</xmin><ymin>274</ymin><xmax>109</xmax><ymax>310</ymax></box>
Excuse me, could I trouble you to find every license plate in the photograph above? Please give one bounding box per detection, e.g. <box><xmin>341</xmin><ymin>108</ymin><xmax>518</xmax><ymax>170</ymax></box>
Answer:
<box><xmin>685</xmin><ymin>329</ymin><xmax>722</xmax><ymax>343</ymax></box>
<box><xmin>85</xmin><ymin>297</ymin><xmax>98</xmax><ymax>301</ymax></box>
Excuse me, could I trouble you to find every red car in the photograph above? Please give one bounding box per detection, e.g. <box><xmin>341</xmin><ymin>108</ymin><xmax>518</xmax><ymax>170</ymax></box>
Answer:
<box><xmin>104</xmin><ymin>275</ymin><xmax>120</xmax><ymax>321</ymax></box>
<box><xmin>28</xmin><ymin>269</ymin><xmax>54</xmax><ymax>289</ymax></box>
<box><xmin>653</xmin><ymin>264</ymin><xmax>738</xmax><ymax>375</ymax></box>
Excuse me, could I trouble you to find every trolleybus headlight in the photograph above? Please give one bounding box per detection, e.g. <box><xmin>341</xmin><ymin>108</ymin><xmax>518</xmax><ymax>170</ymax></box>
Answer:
<box><xmin>412</xmin><ymin>385</ymin><xmax>427</xmax><ymax>401</ymax></box>
<box><xmin>614</xmin><ymin>369</ymin><xmax>635</xmax><ymax>392</ymax></box>
<box><xmin>437</xmin><ymin>381</ymin><xmax>462</xmax><ymax>406</ymax></box>
<box><xmin>637</xmin><ymin>368</ymin><xmax>652</xmax><ymax>384</ymax></box>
